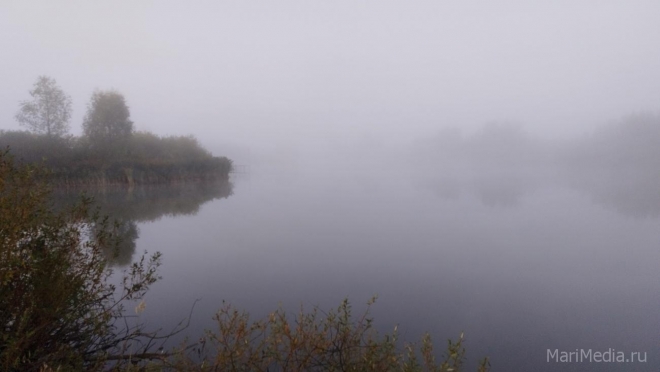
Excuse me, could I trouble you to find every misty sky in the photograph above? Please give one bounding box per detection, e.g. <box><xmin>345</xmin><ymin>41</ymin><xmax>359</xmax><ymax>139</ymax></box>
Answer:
<box><xmin>1</xmin><ymin>1</ymin><xmax>660</xmax><ymax>150</ymax></box>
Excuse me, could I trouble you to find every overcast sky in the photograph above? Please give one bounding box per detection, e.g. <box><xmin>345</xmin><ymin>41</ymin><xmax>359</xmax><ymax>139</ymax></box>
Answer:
<box><xmin>1</xmin><ymin>1</ymin><xmax>659</xmax><ymax>150</ymax></box>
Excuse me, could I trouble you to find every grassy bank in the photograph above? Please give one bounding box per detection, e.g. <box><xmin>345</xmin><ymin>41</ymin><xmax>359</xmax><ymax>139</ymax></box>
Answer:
<box><xmin>0</xmin><ymin>130</ymin><xmax>232</xmax><ymax>187</ymax></box>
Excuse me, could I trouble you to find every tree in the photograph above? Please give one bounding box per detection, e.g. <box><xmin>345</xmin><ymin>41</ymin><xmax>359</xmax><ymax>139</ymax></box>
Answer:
<box><xmin>82</xmin><ymin>90</ymin><xmax>134</xmax><ymax>154</ymax></box>
<box><xmin>15</xmin><ymin>76</ymin><xmax>72</xmax><ymax>137</ymax></box>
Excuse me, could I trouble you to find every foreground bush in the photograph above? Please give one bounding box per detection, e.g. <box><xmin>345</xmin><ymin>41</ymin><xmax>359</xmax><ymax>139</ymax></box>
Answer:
<box><xmin>0</xmin><ymin>150</ymin><xmax>161</xmax><ymax>371</ymax></box>
<box><xmin>159</xmin><ymin>298</ymin><xmax>490</xmax><ymax>372</ymax></box>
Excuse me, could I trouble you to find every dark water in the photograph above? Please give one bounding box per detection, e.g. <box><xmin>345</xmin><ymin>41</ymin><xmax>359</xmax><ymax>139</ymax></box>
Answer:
<box><xmin>85</xmin><ymin>157</ymin><xmax>660</xmax><ymax>371</ymax></box>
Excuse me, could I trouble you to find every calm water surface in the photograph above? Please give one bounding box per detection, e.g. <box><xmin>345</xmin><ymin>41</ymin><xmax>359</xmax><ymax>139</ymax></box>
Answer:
<box><xmin>99</xmin><ymin>162</ymin><xmax>660</xmax><ymax>371</ymax></box>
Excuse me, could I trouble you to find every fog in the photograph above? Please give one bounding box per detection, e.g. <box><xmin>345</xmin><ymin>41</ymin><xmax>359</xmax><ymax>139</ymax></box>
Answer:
<box><xmin>408</xmin><ymin>114</ymin><xmax>660</xmax><ymax>218</ymax></box>
<box><xmin>2</xmin><ymin>1</ymin><xmax>660</xmax><ymax>163</ymax></box>
<box><xmin>3</xmin><ymin>2</ymin><xmax>660</xmax><ymax>247</ymax></box>
<box><xmin>4</xmin><ymin>3</ymin><xmax>660</xmax><ymax>369</ymax></box>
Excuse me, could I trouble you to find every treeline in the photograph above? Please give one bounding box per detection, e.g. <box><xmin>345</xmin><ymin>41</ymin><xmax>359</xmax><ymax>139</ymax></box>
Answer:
<box><xmin>409</xmin><ymin>112</ymin><xmax>660</xmax><ymax>216</ymax></box>
<box><xmin>2</xmin><ymin>76</ymin><xmax>232</xmax><ymax>186</ymax></box>
<box><xmin>412</xmin><ymin>112</ymin><xmax>660</xmax><ymax>173</ymax></box>
<box><xmin>0</xmin><ymin>130</ymin><xmax>233</xmax><ymax>186</ymax></box>
<box><xmin>564</xmin><ymin>113</ymin><xmax>660</xmax><ymax>172</ymax></box>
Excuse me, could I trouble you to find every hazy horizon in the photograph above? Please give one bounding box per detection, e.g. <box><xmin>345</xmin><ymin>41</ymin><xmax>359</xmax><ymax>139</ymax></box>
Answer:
<box><xmin>4</xmin><ymin>3</ymin><xmax>660</xmax><ymax>370</ymax></box>
<box><xmin>2</xmin><ymin>1</ymin><xmax>660</xmax><ymax>159</ymax></box>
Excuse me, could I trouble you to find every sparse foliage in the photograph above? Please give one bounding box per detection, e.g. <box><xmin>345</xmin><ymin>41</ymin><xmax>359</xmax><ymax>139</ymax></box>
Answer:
<box><xmin>15</xmin><ymin>76</ymin><xmax>72</xmax><ymax>137</ymax></box>
<box><xmin>165</xmin><ymin>297</ymin><xmax>489</xmax><ymax>372</ymax></box>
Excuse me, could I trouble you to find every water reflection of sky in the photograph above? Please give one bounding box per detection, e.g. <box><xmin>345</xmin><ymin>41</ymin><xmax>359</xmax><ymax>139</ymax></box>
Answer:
<box><xmin>81</xmin><ymin>119</ymin><xmax>660</xmax><ymax>371</ymax></box>
<box><xmin>126</xmin><ymin>166</ymin><xmax>660</xmax><ymax>372</ymax></box>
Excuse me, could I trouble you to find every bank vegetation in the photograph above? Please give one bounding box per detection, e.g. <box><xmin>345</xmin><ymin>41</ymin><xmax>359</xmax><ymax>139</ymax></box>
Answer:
<box><xmin>3</xmin><ymin>76</ymin><xmax>232</xmax><ymax>187</ymax></box>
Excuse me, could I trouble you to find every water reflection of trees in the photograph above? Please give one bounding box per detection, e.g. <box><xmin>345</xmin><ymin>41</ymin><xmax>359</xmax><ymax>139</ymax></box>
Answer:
<box><xmin>412</xmin><ymin>114</ymin><xmax>660</xmax><ymax>218</ymax></box>
<box><xmin>54</xmin><ymin>181</ymin><xmax>233</xmax><ymax>265</ymax></box>
<box><xmin>100</xmin><ymin>219</ymin><xmax>140</xmax><ymax>266</ymax></box>
<box><xmin>411</xmin><ymin>123</ymin><xmax>557</xmax><ymax>208</ymax></box>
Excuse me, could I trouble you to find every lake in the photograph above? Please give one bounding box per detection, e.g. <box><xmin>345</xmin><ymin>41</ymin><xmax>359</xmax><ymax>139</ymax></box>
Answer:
<box><xmin>89</xmin><ymin>151</ymin><xmax>660</xmax><ymax>371</ymax></box>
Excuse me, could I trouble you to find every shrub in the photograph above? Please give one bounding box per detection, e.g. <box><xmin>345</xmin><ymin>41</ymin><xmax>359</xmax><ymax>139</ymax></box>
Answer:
<box><xmin>164</xmin><ymin>298</ymin><xmax>489</xmax><ymax>372</ymax></box>
<box><xmin>0</xmin><ymin>150</ymin><xmax>162</xmax><ymax>371</ymax></box>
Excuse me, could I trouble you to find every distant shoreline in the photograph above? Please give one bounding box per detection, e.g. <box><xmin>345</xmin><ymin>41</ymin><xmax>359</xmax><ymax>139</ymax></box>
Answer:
<box><xmin>1</xmin><ymin>130</ymin><xmax>233</xmax><ymax>188</ymax></box>
<box><xmin>45</xmin><ymin>158</ymin><xmax>232</xmax><ymax>189</ymax></box>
